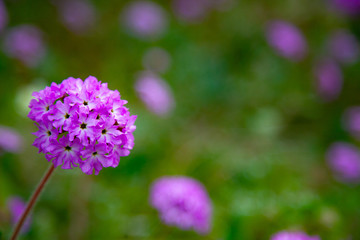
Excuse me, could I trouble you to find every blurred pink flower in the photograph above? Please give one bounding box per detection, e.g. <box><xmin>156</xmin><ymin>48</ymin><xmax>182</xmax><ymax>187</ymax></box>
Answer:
<box><xmin>150</xmin><ymin>176</ymin><xmax>212</xmax><ymax>234</ymax></box>
<box><xmin>327</xmin><ymin>30</ymin><xmax>359</xmax><ymax>64</ymax></box>
<box><xmin>142</xmin><ymin>47</ymin><xmax>171</xmax><ymax>74</ymax></box>
<box><xmin>7</xmin><ymin>197</ymin><xmax>31</xmax><ymax>234</ymax></box>
<box><xmin>0</xmin><ymin>126</ymin><xmax>23</xmax><ymax>153</ymax></box>
<box><xmin>3</xmin><ymin>25</ymin><xmax>46</xmax><ymax>67</ymax></box>
<box><xmin>331</xmin><ymin>0</ymin><xmax>360</xmax><ymax>15</ymax></box>
<box><xmin>271</xmin><ymin>231</ymin><xmax>320</xmax><ymax>240</ymax></box>
<box><xmin>266</xmin><ymin>20</ymin><xmax>307</xmax><ymax>61</ymax></box>
<box><xmin>57</xmin><ymin>0</ymin><xmax>97</xmax><ymax>35</ymax></box>
<box><xmin>313</xmin><ymin>59</ymin><xmax>343</xmax><ymax>101</ymax></box>
<box><xmin>135</xmin><ymin>72</ymin><xmax>175</xmax><ymax>116</ymax></box>
<box><xmin>121</xmin><ymin>1</ymin><xmax>168</xmax><ymax>40</ymax></box>
<box><xmin>326</xmin><ymin>142</ymin><xmax>360</xmax><ymax>184</ymax></box>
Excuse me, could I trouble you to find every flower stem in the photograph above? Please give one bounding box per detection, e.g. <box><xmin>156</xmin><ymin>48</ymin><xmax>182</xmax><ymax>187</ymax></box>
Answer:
<box><xmin>10</xmin><ymin>164</ymin><xmax>55</xmax><ymax>240</ymax></box>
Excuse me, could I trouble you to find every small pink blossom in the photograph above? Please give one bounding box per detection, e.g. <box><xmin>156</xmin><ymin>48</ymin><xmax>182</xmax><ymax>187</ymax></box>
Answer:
<box><xmin>56</xmin><ymin>0</ymin><xmax>96</xmax><ymax>35</ymax></box>
<box><xmin>121</xmin><ymin>1</ymin><xmax>168</xmax><ymax>40</ymax></box>
<box><xmin>3</xmin><ymin>25</ymin><xmax>46</xmax><ymax>67</ymax></box>
<box><xmin>150</xmin><ymin>176</ymin><xmax>212</xmax><ymax>235</ymax></box>
<box><xmin>0</xmin><ymin>126</ymin><xmax>23</xmax><ymax>153</ymax></box>
<box><xmin>271</xmin><ymin>231</ymin><xmax>320</xmax><ymax>240</ymax></box>
<box><xmin>266</xmin><ymin>20</ymin><xmax>307</xmax><ymax>61</ymax></box>
<box><xmin>135</xmin><ymin>72</ymin><xmax>175</xmax><ymax>116</ymax></box>
<box><xmin>7</xmin><ymin>197</ymin><xmax>31</xmax><ymax>234</ymax></box>
<box><xmin>326</xmin><ymin>142</ymin><xmax>360</xmax><ymax>184</ymax></box>
<box><xmin>45</xmin><ymin>136</ymin><xmax>82</xmax><ymax>169</ymax></box>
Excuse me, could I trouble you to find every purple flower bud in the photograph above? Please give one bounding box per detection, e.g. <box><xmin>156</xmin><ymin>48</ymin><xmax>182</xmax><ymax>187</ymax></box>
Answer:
<box><xmin>3</xmin><ymin>25</ymin><xmax>46</xmax><ymax>67</ymax></box>
<box><xmin>313</xmin><ymin>59</ymin><xmax>343</xmax><ymax>102</ymax></box>
<box><xmin>0</xmin><ymin>0</ymin><xmax>8</xmax><ymax>32</ymax></box>
<box><xmin>343</xmin><ymin>107</ymin><xmax>360</xmax><ymax>140</ymax></box>
<box><xmin>0</xmin><ymin>126</ymin><xmax>23</xmax><ymax>153</ymax></box>
<box><xmin>135</xmin><ymin>72</ymin><xmax>175</xmax><ymax>116</ymax></box>
<box><xmin>28</xmin><ymin>76</ymin><xmax>137</xmax><ymax>175</ymax></box>
<box><xmin>150</xmin><ymin>176</ymin><xmax>212</xmax><ymax>235</ymax></box>
<box><xmin>7</xmin><ymin>197</ymin><xmax>31</xmax><ymax>234</ymax></box>
<box><xmin>327</xmin><ymin>30</ymin><xmax>359</xmax><ymax>64</ymax></box>
<box><xmin>266</xmin><ymin>20</ymin><xmax>307</xmax><ymax>61</ymax></box>
<box><xmin>121</xmin><ymin>1</ymin><xmax>168</xmax><ymax>40</ymax></box>
<box><xmin>142</xmin><ymin>47</ymin><xmax>171</xmax><ymax>74</ymax></box>
<box><xmin>326</xmin><ymin>142</ymin><xmax>360</xmax><ymax>184</ymax></box>
<box><xmin>172</xmin><ymin>0</ymin><xmax>211</xmax><ymax>23</ymax></box>
<box><xmin>271</xmin><ymin>231</ymin><xmax>320</xmax><ymax>240</ymax></box>
<box><xmin>331</xmin><ymin>0</ymin><xmax>360</xmax><ymax>15</ymax></box>
<box><xmin>56</xmin><ymin>0</ymin><xmax>97</xmax><ymax>35</ymax></box>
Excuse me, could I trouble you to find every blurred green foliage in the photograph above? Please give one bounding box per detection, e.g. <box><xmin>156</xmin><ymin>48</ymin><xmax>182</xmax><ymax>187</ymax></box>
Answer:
<box><xmin>1</xmin><ymin>0</ymin><xmax>360</xmax><ymax>239</ymax></box>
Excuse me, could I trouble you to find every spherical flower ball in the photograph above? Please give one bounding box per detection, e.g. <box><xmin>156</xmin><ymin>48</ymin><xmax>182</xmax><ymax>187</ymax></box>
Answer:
<box><xmin>0</xmin><ymin>126</ymin><xmax>23</xmax><ymax>153</ymax></box>
<box><xmin>3</xmin><ymin>25</ymin><xmax>46</xmax><ymax>68</ymax></box>
<box><xmin>343</xmin><ymin>107</ymin><xmax>360</xmax><ymax>140</ymax></box>
<box><xmin>56</xmin><ymin>0</ymin><xmax>97</xmax><ymax>35</ymax></box>
<box><xmin>135</xmin><ymin>71</ymin><xmax>175</xmax><ymax>117</ymax></box>
<box><xmin>326</xmin><ymin>142</ymin><xmax>360</xmax><ymax>184</ymax></box>
<box><xmin>270</xmin><ymin>231</ymin><xmax>320</xmax><ymax>240</ymax></box>
<box><xmin>28</xmin><ymin>76</ymin><xmax>137</xmax><ymax>175</ymax></box>
<box><xmin>150</xmin><ymin>176</ymin><xmax>212</xmax><ymax>235</ymax></box>
<box><xmin>0</xmin><ymin>0</ymin><xmax>8</xmax><ymax>32</ymax></box>
<box><xmin>313</xmin><ymin>59</ymin><xmax>343</xmax><ymax>102</ymax></box>
<box><xmin>121</xmin><ymin>1</ymin><xmax>168</xmax><ymax>40</ymax></box>
<box><xmin>7</xmin><ymin>197</ymin><xmax>32</xmax><ymax>234</ymax></box>
<box><xmin>266</xmin><ymin>20</ymin><xmax>307</xmax><ymax>61</ymax></box>
<box><xmin>331</xmin><ymin>0</ymin><xmax>360</xmax><ymax>15</ymax></box>
<box><xmin>327</xmin><ymin>30</ymin><xmax>359</xmax><ymax>64</ymax></box>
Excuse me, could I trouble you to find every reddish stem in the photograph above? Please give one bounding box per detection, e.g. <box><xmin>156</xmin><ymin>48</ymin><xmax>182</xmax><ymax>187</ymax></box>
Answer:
<box><xmin>10</xmin><ymin>164</ymin><xmax>55</xmax><ymax>240</ymax></box>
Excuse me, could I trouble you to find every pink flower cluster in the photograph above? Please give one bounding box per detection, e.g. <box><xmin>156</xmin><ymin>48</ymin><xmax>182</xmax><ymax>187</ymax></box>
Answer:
<box><xmin>150</xmin><ymin>176</ymin><xmax>212</xmax><ymax>235</ymax></box>
<box><xmin>8</xmin><ymin>197</ymin><xmax>31</xmax><ymax>234</ymax></box>
<box><xmin>271</xmin><ymin>231</ymin><xmax>320</xmax><ymax>240</ymax></box>
<box><xmin>28</xmin><ymin>76</ymin><xmax>136</xmax><ymax>175</ymax></box>
<box><xmin>326</xmin><ymin>142</ymin><xmax>360</xmax><ymax>184</ymax></box>
<box><xmin>266</xmin><ymin>20</ymin><xmax>307</xmax><ymax>61</ymax></box>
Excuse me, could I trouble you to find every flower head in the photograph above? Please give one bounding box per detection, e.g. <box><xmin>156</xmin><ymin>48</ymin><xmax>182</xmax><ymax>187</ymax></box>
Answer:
<box><xmin>3</xmin><ymin>25</ymin><xmax>46</xmax><ymax>67</ymax></box>
<box><xmin>314</xmin><ymin>59</ymin><xmax>343</xmax><ymax>102</ymax></box>
<box><xmin>266</xmin><ymin>20</ymin><xmax>307</xmax><ymax>61</ymax></box>
<box><xmin>270</xmin><ymin>231</ymin><xmax>320</xmax><ymax>240</ymax></box>
<box><xmin>0</xmin><ymin>126</ymin><xmax>23</xmax><ymax>153</ymax></box>
<box><xmin>121</xmin><ymin>1</ymin><xmax>168</xmax><ymax>40</ymax></box>
<box><xmin>150</xmin><ymin>176</ymin><xmax>212</xmax><ymax>235</ymax></box>
<box><xmin>135</xmin><ymin>72</ymin><xmax>175</xmax><ymax>116</ymax></box>
<box><xmin>7</xmin><ymin>197</ymin><xmax>31</xmax><ymax>234</ymax></box>
<box><xmin>56</xmin><ymin>0</ymin><xmax>96</xmax><ymax>35</ymax></box>
<box><xmin>326</xmin><ymin>142</ymin><xmax>360</xmax><ymax>184</ymax></box>
<box><xmin>29</xmin><ymin>76</ymin><xmax>137</xmax><ymax>175</ymax></box>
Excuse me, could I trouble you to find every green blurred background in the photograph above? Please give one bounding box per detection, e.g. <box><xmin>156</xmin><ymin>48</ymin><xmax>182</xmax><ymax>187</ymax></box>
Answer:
<box><xmin>1</xmin><ymin>0</ymin><xmax>360</xmax><ymax>239</ymax></box>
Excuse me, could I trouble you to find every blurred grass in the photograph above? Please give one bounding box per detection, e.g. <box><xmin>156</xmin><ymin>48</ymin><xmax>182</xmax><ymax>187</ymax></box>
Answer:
<box><xmin>0</xmin><ymin>0</ymin><xmax>360</xmax><ymax>239</ymax></box>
